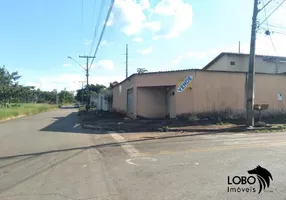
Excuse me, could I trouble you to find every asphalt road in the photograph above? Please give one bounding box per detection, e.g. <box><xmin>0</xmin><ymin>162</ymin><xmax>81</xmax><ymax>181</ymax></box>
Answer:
<box><xmin>0</xmin><ymin>109</ymin><xmax>286</xmax><ymax>200</ymax></box>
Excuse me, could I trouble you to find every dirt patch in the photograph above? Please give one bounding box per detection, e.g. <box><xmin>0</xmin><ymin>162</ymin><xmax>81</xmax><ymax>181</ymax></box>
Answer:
<box><xmin>78</xmin><ymin>110</ymin><xmax>286</xmax><ymax>134</ymax></box>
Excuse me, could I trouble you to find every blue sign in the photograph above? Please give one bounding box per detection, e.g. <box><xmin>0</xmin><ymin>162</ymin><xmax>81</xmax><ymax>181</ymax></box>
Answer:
<box><xmin>177</xmin><ymin>75</ymin><xmax>193</xmax><ymax>92</ymax></box>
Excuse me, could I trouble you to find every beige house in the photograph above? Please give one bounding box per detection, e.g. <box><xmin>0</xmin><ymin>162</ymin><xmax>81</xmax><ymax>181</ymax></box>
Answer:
<box><xmin>203</xmin><ymin>52</ymin><xmax>286</xmax><ymax>74</ymax></box>
<box><xmin>111</xmin><ymin>69</ymin><xmax>286</xmax><ymax>119</ymax></box>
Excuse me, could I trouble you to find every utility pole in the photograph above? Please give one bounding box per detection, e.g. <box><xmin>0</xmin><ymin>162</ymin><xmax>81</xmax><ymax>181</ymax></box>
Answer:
<box><xmin>78</xmin><ymin>81</ymin><xmax>86</xmax><ymax>104</ymax></box>
<box><xmin>79</xmin><ymin>55</ymin><xmax>95</xmax><ymax>110</ymax></box>
<box><xmin>126</xmin><ymin>44</ymin><xmax>128</xmax><ymax>78</ymax></box>
<box><xmin>246</xmin><ymin>0</ymin><xmax>259</xmax><ymax>127</ymax></box>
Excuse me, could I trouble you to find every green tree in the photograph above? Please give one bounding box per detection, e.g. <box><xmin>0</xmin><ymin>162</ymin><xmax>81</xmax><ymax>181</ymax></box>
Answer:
<box><xmin>137</xmin><ymin>68</ymin><xmax>148</xmax><ymax>74</ymax></box>
<box><xmin>0</xmin><ymin>65</ymin><xmax>21</xmax><ymax>106</ymax></box>
<box><xmin>58</xmin><ymin>90</ymin><xmax>74</xmax><ymax>104</ymax></box>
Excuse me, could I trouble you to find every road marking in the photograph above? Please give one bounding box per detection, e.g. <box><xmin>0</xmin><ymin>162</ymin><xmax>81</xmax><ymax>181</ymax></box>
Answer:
<box><xmin>126</xmin><ymin>157</ymin><xmax>157</xmax><ymax>165</ymax></box>
<box><xmin>110</xmin><ymin>133</ymin><xmax>140</xmax><ymax>157</ymax></box>
<box><xmin>73</xmin><ymin>123</ymin><xmax>81</xmax><ymax>128</ymax></box>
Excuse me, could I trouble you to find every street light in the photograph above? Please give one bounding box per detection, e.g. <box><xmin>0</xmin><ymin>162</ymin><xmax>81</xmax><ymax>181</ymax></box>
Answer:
<box><xmin>67</xmin><ymin>56</ymin><xmax>86</xmax><ymax>70</ymax></box>
<box><xmin>67</xmin><ymin>56</ymin><xmax>91</xmax><ymax>111</ymax></box>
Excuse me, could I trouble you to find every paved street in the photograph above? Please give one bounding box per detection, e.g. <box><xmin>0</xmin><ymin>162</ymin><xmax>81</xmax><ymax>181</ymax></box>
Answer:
<box><xmin>1</xmin><ymin>109</ymin><xmax>286</xmax><ymax>200</ymax></box>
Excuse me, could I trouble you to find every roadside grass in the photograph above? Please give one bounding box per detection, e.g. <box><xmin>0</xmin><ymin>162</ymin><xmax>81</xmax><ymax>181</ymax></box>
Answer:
<box><xmin>0</xmin><ymin>103</ymin><xmax>58</xmax><ymax>121</ymax></box>
<box><xmin>249</xmin><ymin>124</ymin><xmax>286</xmax><ymax>133</ymax></box>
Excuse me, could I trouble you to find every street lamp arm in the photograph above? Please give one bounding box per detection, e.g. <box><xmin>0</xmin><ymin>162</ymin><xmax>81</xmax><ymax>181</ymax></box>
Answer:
<box><xmin>67</xmin><ymin>56</ymin><xmax>86</xmax><ymax>70</ymax></box>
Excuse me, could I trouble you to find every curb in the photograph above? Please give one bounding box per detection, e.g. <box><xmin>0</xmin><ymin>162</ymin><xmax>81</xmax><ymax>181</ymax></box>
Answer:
<box><xmin>0</xmin><ymin>115</ymin><xmax>26</xmax><ymax>123</ymax></box>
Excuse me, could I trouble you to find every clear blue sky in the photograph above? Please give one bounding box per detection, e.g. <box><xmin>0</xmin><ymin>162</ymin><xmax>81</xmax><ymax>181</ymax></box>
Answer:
<box><xmin>1</xmin><ymin>0</ymin><xmax>285</xmax><ymax>91</ymax></box>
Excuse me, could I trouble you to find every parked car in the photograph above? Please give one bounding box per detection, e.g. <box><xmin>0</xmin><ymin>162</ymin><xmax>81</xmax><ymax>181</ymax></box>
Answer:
<box><xmin>73</xmin><ymin>103</ymin><xmax>80</xmax><ymax>108</ymax></box>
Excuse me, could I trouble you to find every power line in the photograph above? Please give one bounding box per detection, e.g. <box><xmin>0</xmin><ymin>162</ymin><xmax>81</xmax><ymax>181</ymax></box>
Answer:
<box><xmin>262</xmin><ymin>0</ymin><xmax>277</xmax><ymax>52</ymax></box>
<box><xmin>89</xmin><ymin>0</ymin><xmax>115</xmax><ymax>68</ymax></box>
<box><xmin>89</xmin><ymin>0</ymin><xmax>106</xmax><ymax>55</ymax></box>
<box><xmin>273</xmin><ymin>30</ymin><xmax>286</xmax><ymax>35</ymax></box>
<box><xmin>274</xmin><ymin>0</ymin><xmax>286</xmax><ymax>8</ymax></box>
<box><xmin>260</xmin><ymin>0</ymin><xmax>286</xmax><ymax>25</ymax></box>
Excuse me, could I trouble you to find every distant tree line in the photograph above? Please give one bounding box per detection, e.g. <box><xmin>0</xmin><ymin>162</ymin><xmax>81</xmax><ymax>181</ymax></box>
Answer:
<box><xmin>0</xmin><ymin>65</ymin><xmax>74</xmax><ymax>107</ymax></box>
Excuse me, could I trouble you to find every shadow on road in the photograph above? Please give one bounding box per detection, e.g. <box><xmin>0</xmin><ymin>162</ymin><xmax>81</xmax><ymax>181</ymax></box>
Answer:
<box><xmin>39</xmin><ymin>112</ymin><xmax>106</xmax><ymax>134</ymax></box>
<box><xmin>0</xmin><ymin>130</ymin><xmax>246</xmax><ymax>162</ymax></box>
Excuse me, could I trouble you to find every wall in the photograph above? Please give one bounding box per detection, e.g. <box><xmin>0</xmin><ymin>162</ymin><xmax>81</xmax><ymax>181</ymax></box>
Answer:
<box><xmin>207</xmin><ymin>54</ymin><xmax>286</xmax><ymax>73</ymax></box>
<box><xmin>97</xmin><ymin>94</ymin><xmax>109</xmax><ymax>111</ymax></box>
<box><xmin>255</xmin><ymin>74</ymin><xmax>286</xmax><ymax>110</ymax></box>
<box><xmin>192</xmin><ymin>71</ymin><xmax>246</xmax><ymax>113</ymax></box>
<box><xmin>113</xmin><ymin>70</ymin><xmax>286</xmax><ymax>118</ymax></box>
<box><xmin>204</xmin><ymin>55</ymin><xmax>228</xmax><ymax>71</ymax></box>
<box><xmin>137</xmin><ymin>87</ymin><xmax>166</xmax><ymax>118</ymax></box>
<box><xmin>112</xmin><ymin>77</ymin><xmax>135</xmax><ymax>115</ymax></box>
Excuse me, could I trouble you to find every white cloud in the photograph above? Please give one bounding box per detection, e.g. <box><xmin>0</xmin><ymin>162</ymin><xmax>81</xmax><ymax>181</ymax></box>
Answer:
<box><xmin>106</xmin><ymin>20</ymin><xmax>113</xmax><ymax>26</ymax></box>
<box><xmin>140</xmin><ymin>0</ymin><xmax>150</xmax><ymax>10</ymax></box>
<box><xmin>153</xmin><ymin>0</ymin><xmax>193</xmax><ymax>39</ymax></box>
<box><xmin>63</xmin><ymin>63</ymin><xmax>72</xmax><ymax>67</ymax></box>
<box><xmin>114</xmin><ymin>0</ymin><xmax>161</xmax><ymax>36</ymax></box>
<box><xmin>114</xmin><ymin>0</ymin><xmax>192</xmax><ymax>38</ymax></box>
<box><xmin>100</xmin><ymin>40</ymin><xmax>113</xmax><ymax>47</ymax></box>
<box><xmin>115</xmin><ymin>0</ymin><xmax>147</xmax><ymax>35</ymax></box>
<box><xmin>26</xmin><ymin>74</ymin><xmax>125</xmax><ymax>92</ymax></box>
<box><xmin>187</xmin><ymin>52</ymin><xmax>207</xmax><ymax>60</ymax></box>
<box><xmin>106</xmin><ymin>13</ymin><xmax>114</xmax><ymax>26</ymax></box>
<box><xmin>89</xmin><ymin>64</ymin><xmax>97</xmax><ymax>69</ymax></box>
<box><xmin>172</xmin><ymin>55</ymin><xmax>183</xmax><ymax>65</ymax></box>
<box><xmin>132</xmin><ymin>37</ymin><xmax>143</xmax><ymax>42</ymax></box>
<box><xmin>138</xmin><ymin>46</ymin><xmax>153</xmax><ymax>55</ymax></box>
<box><xmin>143</xmin><ymin>21</ymin><xmax>161</xmax><ymax>32</ymax></box>
<box><xmin>97</xmin><ymin>60</ymin><xmax>115</xmax><ymax>69</ymax></box>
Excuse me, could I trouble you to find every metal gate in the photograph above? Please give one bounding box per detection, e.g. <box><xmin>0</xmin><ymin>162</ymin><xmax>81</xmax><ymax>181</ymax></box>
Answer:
<box><xmin>127</xmin><ymin>88</ymin><xmax>133</xmax><ymax>115</ymax></box>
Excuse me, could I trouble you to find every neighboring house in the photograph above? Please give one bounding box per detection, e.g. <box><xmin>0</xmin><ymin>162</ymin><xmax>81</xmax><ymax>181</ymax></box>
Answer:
<box><xmin>203</xmin><ymin>52</ymin><xmax>286</xmax><ymax>74</ymax></box>
<box><xmin>97</xmin><ymin>90</ymin><xmax>112</xmax><ymax>111</ymax></box>
<box><xmin>111</xmin><ymin>69</ymin><xmax>286</xmax><ymax>119</ymax></box>
<box><xmin>90</xmin><ymin>93</ymin><xmax>98</xmax><ymax>107</ymax></box>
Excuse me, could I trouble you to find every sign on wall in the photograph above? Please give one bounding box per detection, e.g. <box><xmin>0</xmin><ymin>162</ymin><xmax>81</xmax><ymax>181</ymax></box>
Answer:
<box><xmin>278</xmin><ymin>93</ymin><xmax>283</xmax><ymax>101</ymax></box>
<box><xmin>177</xmin><ymin>75</ymin><xmax>193</xmax><ymax>92</ymax></box>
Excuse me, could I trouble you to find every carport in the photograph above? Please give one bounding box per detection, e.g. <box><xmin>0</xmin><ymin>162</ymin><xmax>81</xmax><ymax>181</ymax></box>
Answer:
<box><xmin>136</xmin><ymin>86</ymin><xmax>176</xmax><ymax>119</ymax></box>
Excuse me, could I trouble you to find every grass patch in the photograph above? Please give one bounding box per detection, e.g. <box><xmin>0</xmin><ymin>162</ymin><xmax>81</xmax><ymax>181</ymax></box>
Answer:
<box><xmin>0</xmin><ymin>103</ymin><xmax>58</xmax><ymax>121</ymax></box>
<box><xmin>249</xmin><ymin>124</ymin><xmax>286</xmax><ymax>133</ymax></box>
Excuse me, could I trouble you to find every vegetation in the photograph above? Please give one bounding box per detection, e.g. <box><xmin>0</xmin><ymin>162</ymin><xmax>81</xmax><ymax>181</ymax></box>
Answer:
<box><xmin>137</xmin><ymin>68</ymin><xmax>148</xmax><ymax>74</ymax></box>
<box><xmin>0</xmin><ymin>65</ymin><xmax>74</xmax><ymax>120</ymax></box>
<box><xmin>0</xmin><ymin>103</ymin><xmax>57</xmax><ymax>121</ymax></box>
<box><xmin>75</xmin><ymin>84</ymin><xmax>107</xmax><ymax>103</ymax></box>
<box><xmin>0</xmin><ymin>65</ymin><xmax>74</xmax><ymax>106</ymax></box>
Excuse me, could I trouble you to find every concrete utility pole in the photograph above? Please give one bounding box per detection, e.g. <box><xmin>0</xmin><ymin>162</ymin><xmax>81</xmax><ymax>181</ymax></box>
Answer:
<box><xmin>246</xmin><ymin>0</ymin><xmax>259</xmax><ymax>127</ymax></box>
<box><xmin>126</xmin><ymin>44</ymin><xmax>128</xmax><ymax>78</ymax></box>
<box><xmin>78</xmin><ymin>81</ymin><xmax>86</xmax><ymax>104</ymax></box>
<box><xmin>79</xmin><ymin>55</ymin><xmax>95</xmax><ymax>110</ymax></box>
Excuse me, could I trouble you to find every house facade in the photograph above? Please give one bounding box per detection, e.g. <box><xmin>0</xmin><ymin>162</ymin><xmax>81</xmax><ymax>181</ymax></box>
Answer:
<box><xmin>203</xmin><ymin>52</ymin><xmax>286</xmax><ymax>74</ymax></box>
<box><xmin>97</xmin><ymin>90</ymin><xmax>112</xmax><ymax>111</ymax></box>
<box><xmin>111</xmin><ymin>69</ymin><xmax>286</xmax><ymax>119</ymax></box>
